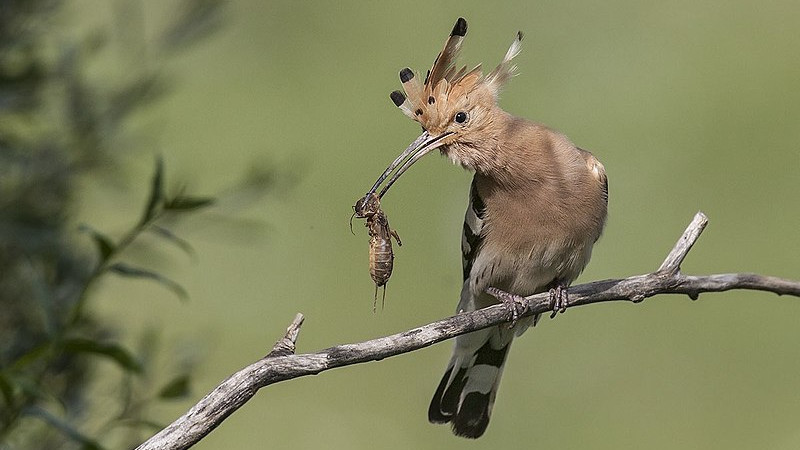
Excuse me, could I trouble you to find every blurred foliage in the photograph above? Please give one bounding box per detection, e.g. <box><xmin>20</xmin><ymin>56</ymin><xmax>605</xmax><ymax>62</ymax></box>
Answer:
<box><xmin>0</xmin><ymin>1</ymin><xmax>263</xmax><ymax>448</ymax></box>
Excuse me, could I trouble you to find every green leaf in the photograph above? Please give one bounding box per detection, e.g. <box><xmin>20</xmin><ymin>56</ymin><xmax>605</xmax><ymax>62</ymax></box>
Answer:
<box><xmin>109</xmin><ymin>262</ymin><xmax>188</xmax><ymax>300</ymax></box>
<box><xmin>13</xmin><ymin>373</ymin><xmax>51</xmax><ymax>402</ymax></box>
<box><xmin>25</xmin><ymin>406</ymin><xmax>105</xmax><ymax>450</ymax></box>
<box><xmin>9</xmin><ymin>342</ymin><xmax>51</xmax><ymax>371</ymax></box>
<box><xmin>158</xmin><ymin>374</ymin><xmax>191</xmax><ymax>399</ymax></box>
<box><xmin>77</xmin><ymin>224</ymin><xmax>116</xmax><ymax>262</ymax></box>
<box><xmin>149</xmin><ymin>225</ymin><xmax>196</xmax><ymax>257</ymax></box>
<box><xmin>164</xmin><ymin>195</ymin><xmax>215</xmax><ymax>211</ymax></box>
<box><xmin>62</xmin><ymin>338</ymin><xmax>143</xmax><ymax>373</ymax></box>
<box><xmin>140</xmin><ymin>156</ymin><xmax>165</xmax><ymax>225</ymax></box>
<box><xmin>0</xmin><ymin>371</ymin><xmax>17</xmax><ymax>407</ymax></box>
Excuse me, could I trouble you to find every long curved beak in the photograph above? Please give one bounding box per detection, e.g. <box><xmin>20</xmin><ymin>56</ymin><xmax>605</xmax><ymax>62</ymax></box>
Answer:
<box><xmin>366</xmin><ymin>131</ymin><xmax>453</xmax><ymax>199</ymax></box>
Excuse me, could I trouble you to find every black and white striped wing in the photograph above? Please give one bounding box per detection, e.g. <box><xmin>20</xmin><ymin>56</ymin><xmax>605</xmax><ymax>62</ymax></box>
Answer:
<box><xmin>461</xmin><ymin>177</ymin><xmax>486</xmax><ymax>281</ymax></box>
<box><xmin>428</xmin><ymin>176</ymin><xmax>513</xmax><ymax>438</ymax></box>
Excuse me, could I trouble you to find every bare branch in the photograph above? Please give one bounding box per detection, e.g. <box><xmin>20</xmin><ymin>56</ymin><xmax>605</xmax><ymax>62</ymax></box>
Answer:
<box><xmin>266</xmin><ymin>313</ymin><xmax>304</xmax><ymax>357</ymax></box>
<box><xmin>135</xmin><ymin>213</ymin><xmax>800</xmax><ymax>450</ymax></box>
<box><xmin>659</xmin><ymin>211</ymin><xmax>708</xmax><ymax>273</ymax></box>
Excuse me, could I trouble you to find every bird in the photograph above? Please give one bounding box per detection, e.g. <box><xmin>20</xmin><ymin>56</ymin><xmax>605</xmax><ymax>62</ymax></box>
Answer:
<box><xmin>365</xmin><ymin>17</ymin><xmax>608</xmax><ymax>438</ymax></box>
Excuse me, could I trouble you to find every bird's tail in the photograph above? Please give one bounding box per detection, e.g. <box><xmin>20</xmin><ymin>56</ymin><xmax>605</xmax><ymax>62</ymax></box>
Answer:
<box><xmin>428</xmin><ymin>327</ymin><xmax>513</xmax><ymax>438</ymax></box>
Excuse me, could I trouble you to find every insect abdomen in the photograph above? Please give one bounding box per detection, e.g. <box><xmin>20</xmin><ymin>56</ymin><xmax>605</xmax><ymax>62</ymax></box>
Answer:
<box><xmin>369</xmin><ymin>235</ymin><xmax>394</xmax><ymax>287</ymax></box>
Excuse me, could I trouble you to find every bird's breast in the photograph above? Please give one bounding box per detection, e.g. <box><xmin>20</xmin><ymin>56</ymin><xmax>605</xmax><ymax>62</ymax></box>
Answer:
<box><xmin>467</xmin><ymin>176</ymin><xmax>604</xmax><ymax>298</ymax></box>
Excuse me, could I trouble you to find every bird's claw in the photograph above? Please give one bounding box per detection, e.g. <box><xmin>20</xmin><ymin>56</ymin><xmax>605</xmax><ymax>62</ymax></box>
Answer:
<box><xmin>549</xmin><ymin>283</ymin><xmax>569</xmax><ymax>319</ymax></box>
<box><xmin>486</xmin><ymin>287</ymin><xmax>529</xmax><ymax>328</ymax></box>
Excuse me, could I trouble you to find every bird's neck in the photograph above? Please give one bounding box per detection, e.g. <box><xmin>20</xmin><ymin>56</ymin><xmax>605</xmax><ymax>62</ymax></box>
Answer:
<box><xmin>472</xmin><ymin>115</ymin><xmax>557</xmax><ymax>190</ymax></box>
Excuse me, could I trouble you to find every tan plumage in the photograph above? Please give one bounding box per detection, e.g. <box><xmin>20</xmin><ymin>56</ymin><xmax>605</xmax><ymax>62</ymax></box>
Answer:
<box><xmin>367</xmin><ymin>18</ymin><xmax>607</xmax><ymax>438</ymax></box>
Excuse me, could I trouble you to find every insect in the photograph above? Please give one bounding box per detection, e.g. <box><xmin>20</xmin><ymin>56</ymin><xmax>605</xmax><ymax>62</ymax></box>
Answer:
<box><xmin>352</xmin><ymin>193</ymin><xmax>402</xmax><ymax>311</ymax></box>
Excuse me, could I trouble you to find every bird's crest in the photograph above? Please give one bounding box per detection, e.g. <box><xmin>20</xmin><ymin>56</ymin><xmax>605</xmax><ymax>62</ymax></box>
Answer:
<box><xmin>390</xmin><ymin>18</ymin><xmax>522</xmax><ymax>129</ymax></box>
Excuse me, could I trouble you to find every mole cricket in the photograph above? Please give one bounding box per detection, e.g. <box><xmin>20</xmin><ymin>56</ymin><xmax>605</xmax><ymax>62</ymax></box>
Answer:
<box><xmin>352</xmin><ymin>193</ymin><xmax>402</xmax><ymax>311</ymax></box>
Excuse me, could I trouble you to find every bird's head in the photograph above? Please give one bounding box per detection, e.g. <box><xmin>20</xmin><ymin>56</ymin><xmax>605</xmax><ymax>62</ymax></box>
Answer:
<box><xmin>368</xmin><ymin>17</ymin><xmax>523</xmax><ymax>198</ymax></box>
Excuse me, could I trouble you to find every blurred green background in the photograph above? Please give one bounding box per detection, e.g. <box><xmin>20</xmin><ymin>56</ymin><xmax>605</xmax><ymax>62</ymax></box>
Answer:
<box><xmin>46</xmin><ymin>0</ymin><xmax>800</xmax><ymax>448</ymax></box>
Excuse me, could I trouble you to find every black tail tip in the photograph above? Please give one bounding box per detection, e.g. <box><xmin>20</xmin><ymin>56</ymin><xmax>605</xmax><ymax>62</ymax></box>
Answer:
<box><xmin>390</xmin><ymin>90</ymin><xmax>406</xmax><ymax>107</ymax></box>
<box><xmin>399</xmin><ymin>67</ymin><xmax>414</xmax><ymax>83</ymax></box>
<box><xmin>451</xmin><ymin>392</ymin><xmax>491</xmax><ymax>438</ymax></box>
<box><xmin>451</xmin><ymin>17</ymin><xmax>467</xmax><ymax>37</ymax></box>
<box><xmin>428</xmin><ymin>367</ymin><xmax>455</xmax><ymax>424</ymax></box>
<box><xmin>517</xmin><ymin>31</ymin><xmax>524</xmax><ymax>41</ymax></box>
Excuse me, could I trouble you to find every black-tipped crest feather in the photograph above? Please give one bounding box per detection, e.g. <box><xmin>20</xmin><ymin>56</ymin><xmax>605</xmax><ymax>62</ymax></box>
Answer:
<box><xmin>389</xmin><ymin>90</ymin><xmax>416</xmax><ymax>119</ymax></box>
<box><xmin>399</xmin><ymin>67</ymin><xmax>414</xmax><ymax>83</ymax></box>
<box><xmin>451</xmin><ymin>17</ymin><xmax>467</xmax><ymax>37</ymax></box>
<box><xmin>427</xmin><ymin>18</ymin><xmax>468</xmax><ymax>89</ymax></box>
<box><xmin>390</xmin><ymin>90</ymin><xmax>406</xmax><ymax>107</ymax></box>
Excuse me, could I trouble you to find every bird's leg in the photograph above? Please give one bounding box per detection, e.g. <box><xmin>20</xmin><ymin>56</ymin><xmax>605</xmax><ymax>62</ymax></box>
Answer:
<box><xmin>486</xmin><ymin>287</ymin><xmax>529</xmax><ymax>328</ymax></box>
<box><xmin>548</xmin><ymin>279</ymin><xmax>569</xmax><ymax>319</ymax></box>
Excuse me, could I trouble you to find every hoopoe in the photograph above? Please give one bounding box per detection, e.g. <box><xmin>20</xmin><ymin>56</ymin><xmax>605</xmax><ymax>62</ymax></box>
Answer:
<box><xmin>366</xmin><ymin>18</ymin><xmax>607</xmax><ymax>438</ymax></box>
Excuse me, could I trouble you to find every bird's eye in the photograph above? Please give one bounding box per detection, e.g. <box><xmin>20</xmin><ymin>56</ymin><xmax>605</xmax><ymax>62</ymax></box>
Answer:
<box><xmin>454</xmin><ymin>111</ymin><xmax>468</xmax><ymax>124</ymax></box>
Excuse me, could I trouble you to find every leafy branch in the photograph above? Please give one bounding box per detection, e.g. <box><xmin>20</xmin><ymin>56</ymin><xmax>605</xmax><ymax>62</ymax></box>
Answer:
<box><xmin>3</xmin><ymin>159</ymin><xmax>214</xmax><ymax>447</ymax></box>
<box><xmin>73</xmin><ymin>157</ymin><xmax>215</xmax><ymax>323</ymax></box>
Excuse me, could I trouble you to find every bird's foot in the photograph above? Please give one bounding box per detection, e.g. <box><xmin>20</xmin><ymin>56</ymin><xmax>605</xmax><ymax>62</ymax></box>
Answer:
<box><xmin>486</xmin><ymin>287</ymin><xmax>529</xmax><ymax>328</ymax></box>
<box><xmin>548</xmin><ymin>282</ymin><xmax>569</xmax><ymax>319</ymax></box>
